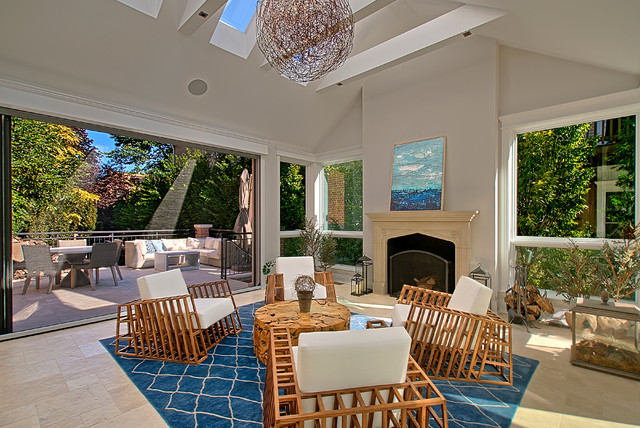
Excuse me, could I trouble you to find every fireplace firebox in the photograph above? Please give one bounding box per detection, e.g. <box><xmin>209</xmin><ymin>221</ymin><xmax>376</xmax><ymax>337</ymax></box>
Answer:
<box><xmin>387</xmin><ymin>233</ymin><xmax>455</xmax><ymax>296</ymax></box>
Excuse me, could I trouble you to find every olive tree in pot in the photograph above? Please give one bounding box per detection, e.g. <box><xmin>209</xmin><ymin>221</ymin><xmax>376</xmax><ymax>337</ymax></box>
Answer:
<box><xmin>299</xmin><ymin>217</ymin><xmax>337</xmax><ymax>271</ymax></box>
<box><xmin>597</xmin><ymin>225</ymin><xmax>640</xmax><ymax>303</ymax></box>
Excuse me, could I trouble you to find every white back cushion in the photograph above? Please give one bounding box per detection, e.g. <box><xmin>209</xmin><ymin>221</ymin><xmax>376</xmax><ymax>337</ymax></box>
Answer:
<box><xmin>447</xmin><ymin>275</ymin><xmax>492</xmax><ymax>315</ymax></box>
<box><xmin>391</xmin><ymin>303</ymin><xmax>412</xmax><ymax>327</ymax></box>
<box><xmin>296</xmin><ymin>327</ymin><xmax>410</xmax><ymax>393</ymax></box>
<box><xmin>276</xmin><ymin>256</ymin><xmax>316</xmax><ymax>300</ymax></box>
<box><xmin>137</xmin><ymin>269</ymin><xmax>189</xmax><ymax>300</ymax></box>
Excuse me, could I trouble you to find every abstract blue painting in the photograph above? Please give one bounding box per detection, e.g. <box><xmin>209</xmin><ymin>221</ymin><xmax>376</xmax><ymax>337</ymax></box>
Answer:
<box><xmin>391</xmin><ymin>136</ymin><xmax>446</xmax><ymax>210</ymax></box>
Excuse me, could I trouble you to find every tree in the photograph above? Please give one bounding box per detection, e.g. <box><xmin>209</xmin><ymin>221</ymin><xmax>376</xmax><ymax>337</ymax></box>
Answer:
<box><xmin>280</xmin><ymin>162</ymin><xmax>305</xmax><ymax>230</ymax></box>
<box><xmin>517</xmin><ymin>124</ymin><xmax>596</xmax><ymax>237</ymax></box>
<box><xmin>11</xmin><ymin>118</ymin><xmax>99</xmax><ymax>232</ymax></box>
<box><xmin>106</xmin><ymin>135</ymin><xmax>174</xmax><ymax>173</ymax></box>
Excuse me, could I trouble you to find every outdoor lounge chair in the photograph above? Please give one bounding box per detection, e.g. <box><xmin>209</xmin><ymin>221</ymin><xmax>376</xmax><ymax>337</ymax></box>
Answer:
<box><xmin>373</xmin><ymin>277</ymin><xmax>513</xmax><ymax>386</ymax></box>
<box><xmin>21</xmin><ymin>244</ymin><xmax>62</xmax><ymax>294</ymax></box>
<box><xmin>265</xmin><ymin>256</ymin><xmax>336</xmax><ymax>304</ymax></box>
<box><xmin>114</xmin><ymin>269</ymin><xmax>243</xmax><ymax>364</ymax></box>
<box><xmin>263</xmin><ymin>326</ymin><xmax>448</xmax><ymax>428</ymax></box>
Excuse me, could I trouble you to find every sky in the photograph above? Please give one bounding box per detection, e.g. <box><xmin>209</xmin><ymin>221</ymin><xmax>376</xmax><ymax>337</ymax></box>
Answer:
<box><xmin>87</xmin><ymin>130</ymin><xmax>115</xmax><ymax>156</ymax></box>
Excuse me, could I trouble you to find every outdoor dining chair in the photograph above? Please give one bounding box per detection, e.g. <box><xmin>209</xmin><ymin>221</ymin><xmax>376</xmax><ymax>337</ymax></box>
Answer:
<box><xmin>70</xmin><ymin>242</ymin><xmax>119</xmax><ymax>290</ymax></box>
<box><xmin>21</xmin><ymin>244</ymin><xmax>62</xmax><ymax>294</ymax></box>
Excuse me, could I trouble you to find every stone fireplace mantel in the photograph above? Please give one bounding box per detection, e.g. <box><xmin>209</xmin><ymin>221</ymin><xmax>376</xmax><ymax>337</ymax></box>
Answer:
<box><xmin>366</xmin><ymin>211</ymin><xmax>479</xmax><ymax>295</ymax></box>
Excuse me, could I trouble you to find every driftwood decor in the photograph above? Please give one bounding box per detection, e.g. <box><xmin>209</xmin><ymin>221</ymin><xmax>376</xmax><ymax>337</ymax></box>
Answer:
<box><xmin>253</xmin><ymin>299</ymin><xmax>350</xmax><ymax>364</ymax></box>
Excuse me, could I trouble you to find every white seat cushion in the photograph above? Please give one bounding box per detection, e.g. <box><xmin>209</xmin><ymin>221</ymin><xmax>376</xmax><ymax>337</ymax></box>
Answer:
<box><xmin>275</xmin><ymin>256</ymin><xmax>326</xmax><ymax>300</ymax></box>
<box><xmin>447</xmin><ymin>275</ymin><xmax>492</xmax><ymax>315</ymax></box>
<box><xmin>391</xmin><ymin>303</ymin><xmax>411</xmax><ymax>327</ymax></box>
<box><xmin>137</xmin><ymin>269</ymin><xmax>189</xmax><ymax>299</ymax></box>
<box><xmin>193</xmin><ymin>297</ymin><xmax>234</xmax><ymax>328</ymax></box>
<box><xmin>296</xmin><ymin>327</ymin><xmax>410</xmax><ymax>393</ymax></box>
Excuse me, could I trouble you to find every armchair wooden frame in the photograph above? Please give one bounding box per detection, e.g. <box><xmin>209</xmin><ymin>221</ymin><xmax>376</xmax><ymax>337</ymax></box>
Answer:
<box><xmin>390</xmin><ymin>285</ymin><xmax>513</xmax><ymax>386</ymax></box>
<box><xmin>263</xmin><ymin>326</ymin><xmax>448</xmax><ymax>428</ymax></box>
<box><xmin>265</xmin><ymin>271</ymin><xmax>336</xmax><ymax>304</ymax></box>
<box><xmin>114</xmin><ymin>279</ymin><xmax>243</xmax><ymax>365</ymax></box>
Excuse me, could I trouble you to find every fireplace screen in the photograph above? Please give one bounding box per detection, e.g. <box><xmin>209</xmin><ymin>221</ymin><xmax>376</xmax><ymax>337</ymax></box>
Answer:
<box><xmin>389</xmin><ymin>250</ymin><xmax>450</xmax><ymax>296</ymax></box>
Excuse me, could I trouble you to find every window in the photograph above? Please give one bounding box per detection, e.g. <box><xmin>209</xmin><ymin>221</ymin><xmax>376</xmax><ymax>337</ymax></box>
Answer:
<box><xmin>280</xmin><ymin>161</ymin><xmax>306</xmax><ymax>256</ymax></box>
<box><xmin>322</xmin><ymin>160</ymin><xmax>363</xmax><ymax>265</ymax></box>
<box><xmin>220</xmin><ymin>0</ymin><xmax>257</xmax><ymax>32</ymax></box>
<box><xmin>517</xmin><ymin>115</ymin><xmax>635</xmax><ymax>239</ymax></box>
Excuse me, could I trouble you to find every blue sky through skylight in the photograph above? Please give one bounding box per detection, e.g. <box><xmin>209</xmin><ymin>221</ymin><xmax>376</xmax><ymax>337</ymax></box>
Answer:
<box><xmin>220</xmin><ymin>0</ymin><xmax>257</xmax><ymax>32</ymax></box>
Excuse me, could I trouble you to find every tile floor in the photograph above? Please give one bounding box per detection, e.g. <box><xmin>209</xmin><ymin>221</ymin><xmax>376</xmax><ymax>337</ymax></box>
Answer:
<box><xmin>0</xmin><ymin>283</ymin><xmax>638</xmax><ymax>427</ymax></box>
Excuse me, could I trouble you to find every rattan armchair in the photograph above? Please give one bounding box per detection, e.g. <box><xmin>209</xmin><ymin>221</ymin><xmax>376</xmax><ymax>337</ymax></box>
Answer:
<box><xmin>263</xmin><ymin>326</ymin><xmax>448</xmax><ymax>428</ymax></box>
<box><xmin>378</xmin><ymin>279</ymin><xmax>513</xmax><ymax>386</ymax></box>
<box><xmin>265</xmin><ymin>256</ymin><xmax>336</xmax><ymax>304</ymax></box>
<box><xmin>115</xmin><ymin>270</ymin><xmax>243</xmax><ymax>365</ymax></box>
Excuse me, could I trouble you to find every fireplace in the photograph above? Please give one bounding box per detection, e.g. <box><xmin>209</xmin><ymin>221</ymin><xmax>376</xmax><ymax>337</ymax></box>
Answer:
<box><xmin>388</xmin><ymin>233</ymin><xmax>455</xmax><ymax>296</ymax></box>
<box><xmin>366</xmin><ymin>211</ymin><xmax>478</xmax><ymax>295</ymax></box>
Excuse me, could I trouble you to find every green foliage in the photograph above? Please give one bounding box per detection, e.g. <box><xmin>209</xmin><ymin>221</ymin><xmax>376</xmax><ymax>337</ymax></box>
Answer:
<box><xmin>334</xmin><ymin>237</ymin><xmax>363</xmax><ymax>266</ymax></box>
<box><xmin>517</xmin><ymin>124</ymin><xmax>596</xmax><ymax>237</ymax></box>
<box><xmin>282</xmin><ymin>237</ymin><xmax>304</xmax><ymax>257</ymax></box>
<box><xmin>280</xmin><ymin>162</ymin><xmax>305</xmax><ymax>230</ymax></box>
<box><xmin>11</xmin><ymin>118</ymin><xmax>99</xmax><ymax>233</ymax></box>
<box><xmin>106</xmin><ymin>135</ymin><xmax>174</xmax><ymax>173</ymax></box>
<box><xmin>324</xmin><ymin>160</ymin><xmax>363</xmax><ymax>231</ymax></box>
<box><xmin>605</xmin><ymin>117</ymin><xmax>636</xmax><ymax>237</ymax></box>
<box><xmin>110</xmin><ymin>140</ymin><xmax>252</xmax><ymax>230</ymax></box>
<box><xmin>262</xmin><ymin>259</ymin><xmax>275</xmax><ymax>276</ymax></box>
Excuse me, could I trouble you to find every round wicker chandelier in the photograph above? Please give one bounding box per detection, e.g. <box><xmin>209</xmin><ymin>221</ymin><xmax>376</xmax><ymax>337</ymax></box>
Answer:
<box><xmin>256</xmin><ymin>0</ymin><xmax>355</xmax><ymax>83</ymax></box>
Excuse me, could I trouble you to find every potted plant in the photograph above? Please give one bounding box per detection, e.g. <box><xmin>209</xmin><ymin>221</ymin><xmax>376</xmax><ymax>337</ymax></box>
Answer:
<box><xmin>299</xmin><ymin>217</ymin><xmax>337</xmax><ymax>271</ymax></box>
<box><xmin>597</xmin><ymin>224</ymin><xmax>640</xmax><ymax>302</ymax></box>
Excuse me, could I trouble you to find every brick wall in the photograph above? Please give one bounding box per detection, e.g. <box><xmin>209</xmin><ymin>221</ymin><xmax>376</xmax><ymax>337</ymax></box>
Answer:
<box><xmin>326</xmin><ymin>170</ymin><xmax>345</xmax><ymax>228</ymax></box>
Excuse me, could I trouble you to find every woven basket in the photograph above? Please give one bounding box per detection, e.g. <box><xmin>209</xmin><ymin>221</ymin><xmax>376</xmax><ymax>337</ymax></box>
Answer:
<box><xmin>297</xmin><ymin>291</ymin><xmax>313</xmax><ymax>313</ymax></box>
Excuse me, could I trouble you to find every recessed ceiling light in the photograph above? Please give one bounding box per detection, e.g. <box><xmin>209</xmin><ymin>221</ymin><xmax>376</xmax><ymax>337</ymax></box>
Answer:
<box><xmin>188</xmin><ymin>79</ymin><xmax>208</xmax><ymax>96</ymax></box>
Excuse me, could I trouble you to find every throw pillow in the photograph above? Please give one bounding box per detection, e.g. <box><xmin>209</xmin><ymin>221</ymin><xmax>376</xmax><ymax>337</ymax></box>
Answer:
<box><xmin>145</xmin><ymin>240</ymin><xmax>156</xmax><ymax>254</ymax></box>
<box><xmin>152</xmin><ymin>240</ymin><xmax>167</xmax><ymax>252</ymax></box>
<box><xmin>187</xmin><ymin>237</ymin><xmax>201</xmax><ymax>249</ymax></box>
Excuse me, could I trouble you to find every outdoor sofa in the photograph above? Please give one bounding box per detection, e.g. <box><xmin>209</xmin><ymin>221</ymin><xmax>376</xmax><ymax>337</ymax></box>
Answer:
<box><xmin>124</xmin><ymin>237</ymin><xmax>226</xmax><ymax>269</ymax></box>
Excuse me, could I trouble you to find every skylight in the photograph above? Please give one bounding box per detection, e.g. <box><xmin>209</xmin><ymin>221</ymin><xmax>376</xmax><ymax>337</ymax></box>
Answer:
<box><xmin>220</xmin><ymin>0</ymin><xmax>257</xmax><ymax>33</ymax></box>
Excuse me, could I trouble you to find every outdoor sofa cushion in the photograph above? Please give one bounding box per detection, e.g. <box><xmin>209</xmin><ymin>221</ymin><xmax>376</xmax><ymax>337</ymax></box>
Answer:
<box><xmin>137</xmin><ymin>269</ymin><xmax>234</xmax><ymax>329</ymax></box>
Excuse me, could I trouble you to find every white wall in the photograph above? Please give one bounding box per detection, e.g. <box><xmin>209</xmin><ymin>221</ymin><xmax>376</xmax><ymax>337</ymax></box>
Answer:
<box><xmin>358</xmin><ymin>39</ymin><xmax>640</xmax><ymax>296</ymax></box>
<box><xmin>362</xmin><ymin>39</ymin><xmax>500</xmax><ymax>280</ymax></box>
<box><xmin>499</xmin><ymin>46</ymin><xmax>640</xmax><ymax>116</ymax></box>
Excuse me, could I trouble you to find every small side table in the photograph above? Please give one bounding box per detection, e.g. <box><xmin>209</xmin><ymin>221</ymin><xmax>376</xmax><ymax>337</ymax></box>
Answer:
<box><xmin>154</xmin><ymin>250</ymin><xmax>200</xmax><ymax>271</ymax></box>
<box><xmin>253</xmin><ymin>300</ymin><xmax>351</xmax><ymax>364</ymax></box>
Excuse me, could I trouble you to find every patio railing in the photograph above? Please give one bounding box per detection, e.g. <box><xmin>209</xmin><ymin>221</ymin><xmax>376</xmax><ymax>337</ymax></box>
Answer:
<box><xmin>13</xmin><ymin>229</ymin><xmax>194</xmax><ymax>247</ymax></box>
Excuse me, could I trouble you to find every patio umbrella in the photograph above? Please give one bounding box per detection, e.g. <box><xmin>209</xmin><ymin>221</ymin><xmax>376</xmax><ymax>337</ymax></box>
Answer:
<box><xmin>233</xmin><ymin>168</ymin><xmax>253</xmax><ymax>249</ymax></box>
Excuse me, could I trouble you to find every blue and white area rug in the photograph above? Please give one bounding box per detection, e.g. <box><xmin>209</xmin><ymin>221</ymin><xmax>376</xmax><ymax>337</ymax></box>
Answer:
<box><xmin>102</xmin><ymin>302</ymin><xmax>538</xmax><ymax>427</ymax></box>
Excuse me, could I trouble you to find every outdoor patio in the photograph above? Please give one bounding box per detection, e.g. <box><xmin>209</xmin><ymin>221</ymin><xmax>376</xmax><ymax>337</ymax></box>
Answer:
<box><xmin>11</xmin><ymin>265</ymin><xmax>253</xmax><ymax>333</ymax></box>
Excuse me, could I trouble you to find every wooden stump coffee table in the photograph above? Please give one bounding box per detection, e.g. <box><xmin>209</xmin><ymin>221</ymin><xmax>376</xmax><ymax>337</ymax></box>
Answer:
<box><xmin>253</xmin><ymin>300</ymin><xmax>351</xmax><ymax>364</ymax></box>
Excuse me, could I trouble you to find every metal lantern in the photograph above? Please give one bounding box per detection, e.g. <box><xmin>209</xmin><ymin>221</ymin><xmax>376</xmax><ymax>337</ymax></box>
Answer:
<box><xmin>351</xmin><ymin>255</ymin><xmax>373</xmax><ymax>296</ymax></box>
<box><xmin>469</xmin><ymin>264</ymin><xmax>491</xmax><ymax>288</ymax></box>
<box><xmin>351</xmin><ymin>272</ymin><xmax>364</xmax><ymax>296</ymax></box>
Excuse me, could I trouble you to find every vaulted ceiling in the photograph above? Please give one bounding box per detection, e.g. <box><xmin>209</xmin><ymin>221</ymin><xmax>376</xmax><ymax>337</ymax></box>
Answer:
<box><xmin>1</xmin><ymin>0</ymin><xmax>639</xmax><ymax>153</ymax></box>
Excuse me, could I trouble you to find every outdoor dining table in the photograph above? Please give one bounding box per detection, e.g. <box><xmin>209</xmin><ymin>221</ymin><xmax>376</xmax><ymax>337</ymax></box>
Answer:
<box><xmin>50</xmin><ymin>245</ymin><xmax>92</xmax><ymax>288</ymax></box>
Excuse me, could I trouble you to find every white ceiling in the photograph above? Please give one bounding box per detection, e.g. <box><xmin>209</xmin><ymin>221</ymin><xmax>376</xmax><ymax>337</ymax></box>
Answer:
<box><xmin>0</xmin><ymin>0</ymin><xmax>639</xmax><ymax>153</ymax></box>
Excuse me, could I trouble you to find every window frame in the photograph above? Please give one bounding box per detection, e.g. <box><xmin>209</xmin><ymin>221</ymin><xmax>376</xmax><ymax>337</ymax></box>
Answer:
<box><xmin>498</xmin><ymin>89</ymin><xmax>640</xmax><ymax>309</ymax></box>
